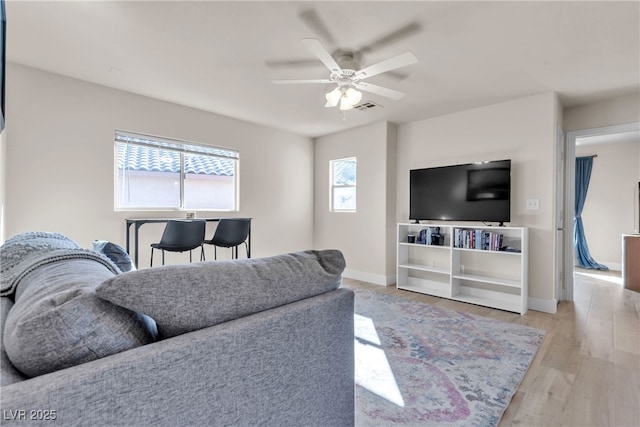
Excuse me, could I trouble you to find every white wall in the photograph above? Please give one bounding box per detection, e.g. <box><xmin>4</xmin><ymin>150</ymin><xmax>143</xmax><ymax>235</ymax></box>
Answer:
<box><xmin>576</xmin><ymin>139</ymin><xmax>640</xmax><ymax>269</ymax></box>
<box><xmin>4</xmin><ymin>63</ymin><xmax>314</xmax><ymax>266</ymax></box>
<box><xmin>397</xmin><ymin>93</ymin><xmax>558</xmax><ymax>305</ymax></box>
<box><xmin>385</xmin><ymin>124</ymin><xmax>398</xmax><ymax>277</ymax></box>
<box><xmin>564</xmin><ymin>92</ymin><xmax>640</xmax><ymax>132</ymax></box>
<box><xmin>314</xmin><ymin>121</ymin><xmax>396</xmax><ymax>285</ymax></box>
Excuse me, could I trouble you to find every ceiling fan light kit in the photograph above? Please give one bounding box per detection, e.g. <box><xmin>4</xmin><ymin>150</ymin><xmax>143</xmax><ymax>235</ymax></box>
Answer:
<box><xmin>325</xmin><ymin>86</ymin><xmax>363</xmax><ymax>111</ymax></box>
<box><xmin>344</xmin><ymin>87</ymin><xmax>363</xmax><ymax>106</ymax></box>
<box><xmin>273</xmin><ymin>37</ymin><xmax>417</xmax><ymax>114</ymax></box>
<box><xmin>325</xmin><ymin>87</ymin><xmax>342</xmax><ymax>107</ymax></box>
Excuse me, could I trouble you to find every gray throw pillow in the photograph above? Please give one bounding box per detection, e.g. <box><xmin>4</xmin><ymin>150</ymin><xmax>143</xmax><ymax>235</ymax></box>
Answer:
<box><xmin>3</xmin><ymin>259</ymin><xmax>158</xmax><ymax>377</ymax></box>
<box><xmin>93</xmin><ymin>240</ymin><xmax>136</xmax><ymax>272</ymax></box>
<box><xmin>97</xmin><ymin>250</ymin><xmax>345</xmax><ymax>338</ymax></box>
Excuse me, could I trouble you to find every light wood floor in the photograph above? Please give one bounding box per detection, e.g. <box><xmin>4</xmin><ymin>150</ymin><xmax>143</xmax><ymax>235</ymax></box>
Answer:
<box><xmin>344</xmin><ymin>269</ymin><xmax>640</xmax><ymax>427</ymax></box>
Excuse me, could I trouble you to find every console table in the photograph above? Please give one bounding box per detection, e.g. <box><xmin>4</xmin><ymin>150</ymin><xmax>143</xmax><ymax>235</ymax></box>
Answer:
<box><xmin>397</xmin><ymin>223</ymin><xmax>528</xmax><ymax>314</ymax></box>
<box><xmin>125</xmin><ymin>218</ymin><xmax>251</xmax><ymax>266</ymax></box>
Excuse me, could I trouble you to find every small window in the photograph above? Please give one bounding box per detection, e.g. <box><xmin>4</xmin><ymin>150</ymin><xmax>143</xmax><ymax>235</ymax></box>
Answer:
<box><xmin>115</xmin><ymin>130</ymin><xmax>238</xmax><ymax>211</ymax></box>
<box><xmin>330</xmin><ymin>157</ymin><xmax>357</xmax><ymax>212</ymax></box>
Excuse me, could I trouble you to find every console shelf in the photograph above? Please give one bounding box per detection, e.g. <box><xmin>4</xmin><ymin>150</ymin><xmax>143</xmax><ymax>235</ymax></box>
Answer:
<box><xmin>397</xmin><ymin>223</ymin><xmax>528</xmax><ymax>315</ymax></box>
<box><xmin>398</xmin><ymin>263</ymin><xmax>449</xmax><ymax>275</ymax></box>
<box><xmin>451</xmin><ymin>273</ymin><xmax>522</xmax><ymax>288</ymax></box>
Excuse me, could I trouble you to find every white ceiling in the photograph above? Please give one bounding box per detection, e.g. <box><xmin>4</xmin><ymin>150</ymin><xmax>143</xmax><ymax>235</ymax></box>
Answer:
<box><xmin>7</xmin><ymin>0</ymin><xmax>640</xmax><ymax>138</ymax></box>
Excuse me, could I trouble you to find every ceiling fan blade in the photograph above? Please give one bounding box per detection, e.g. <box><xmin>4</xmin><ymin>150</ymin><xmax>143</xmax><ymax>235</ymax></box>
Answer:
<box><xmin>301</xmin><ymin>38</ymin><xmax>342</xmax><ymax>74</ymax></box>
<box><xmin>298</xmin><ymin>9</ymin><xmax>337</xmax><ymax>46</ymax></box>
<box><xmin>353</xmin><ymin>51</ymin><xmax>417</xmax><ymax>80</ymax></box>
<box><xmin>358</xmin><ymin>22</ymin><xmax>422</xmax><ymax>54</ymax></box>
<box><xmin>354</xmin><ymin>82</ymin><xmax>406</xmax><ymax>100</ymax></box>
<box><xmin>386</xmin><ymin>70</ymin><xmax>409</xmax><ymax>81</ymax></box>
<box><xmin>272</xmin><ymin>79</ymin><xmax>332</xmax><ymax>85</ymax></box>
<box><xmin>265</xmin><ymin>59</ymin><xmax>324</xmax><ymax>69</ymax></box>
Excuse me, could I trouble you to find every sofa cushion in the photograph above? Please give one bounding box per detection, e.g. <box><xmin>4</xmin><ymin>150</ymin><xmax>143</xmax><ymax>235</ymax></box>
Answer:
<box><xmin>3</xmin><ymin>259</ymin><xmax>158</xmax><ymax>377</ymax></box>
<box><xmin>0</xmin><ymin>297</ymin><xmax>25</xmax><ymax>385</ymax></box>
<box><xmin>93</xmin><ymin>240</ymin><xmax>136</xmax><ymax>272</ymax></box>
<box><xmin>97</xmin><ymin>249</ymin><xmax>345</xmax><ymax>338</ymax></box>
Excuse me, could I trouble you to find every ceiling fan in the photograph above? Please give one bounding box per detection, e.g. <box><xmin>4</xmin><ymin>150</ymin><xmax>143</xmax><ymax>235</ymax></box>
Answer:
<box><xmin>272</xmin><ymin>38</ymin><xmax>418</xmax><ymax>111</ymax></box>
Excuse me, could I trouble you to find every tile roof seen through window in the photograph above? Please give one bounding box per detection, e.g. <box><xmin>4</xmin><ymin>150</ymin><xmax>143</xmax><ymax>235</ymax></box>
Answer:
<box><xmin>333</xmin><ymin>159</ymin><xmax>356</xmax><ymax>186</ymax></box>
<box><xmin>117</xmin><ymin>144</ymin><xmax>235</xmax><ymax>176</ymax></box>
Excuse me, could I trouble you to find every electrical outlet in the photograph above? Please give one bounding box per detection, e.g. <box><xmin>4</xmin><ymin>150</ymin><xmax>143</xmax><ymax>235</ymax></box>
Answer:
<box><xmin>526</xmin><ymin>199</ymin><xmax>539</xmax><ymax>210</ymax></box>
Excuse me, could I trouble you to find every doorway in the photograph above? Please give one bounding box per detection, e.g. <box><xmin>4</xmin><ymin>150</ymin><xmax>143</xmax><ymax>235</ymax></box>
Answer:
<box><xmin>562</xmin><ymin>122</ymin><xmax>640</xmax><ymax>301</ymax></box>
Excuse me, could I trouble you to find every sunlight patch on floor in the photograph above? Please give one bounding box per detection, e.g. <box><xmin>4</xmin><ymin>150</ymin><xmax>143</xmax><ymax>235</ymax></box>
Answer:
<box><xmin>354</xmin><ymin>314</ymin><xmax>405</xmax><ymax>407</ymax></box>
<box><xmin>575</xmin><ymin>270</ymin><xmax>623</xmax><ymax>286</ymax></box>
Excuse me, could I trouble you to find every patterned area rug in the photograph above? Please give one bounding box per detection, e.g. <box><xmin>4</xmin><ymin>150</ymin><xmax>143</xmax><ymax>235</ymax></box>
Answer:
<box><xmin>353</xmin><ymin>289</ymin><xmax>545</xmax><ymax>427</ymax></box>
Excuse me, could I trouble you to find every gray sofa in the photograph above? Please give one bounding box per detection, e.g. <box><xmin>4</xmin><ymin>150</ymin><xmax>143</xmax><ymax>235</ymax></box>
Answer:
<box><xmin>0</xmin><ymin>233</ymin><xmax>354</xmax><ymax>426</ymax></box>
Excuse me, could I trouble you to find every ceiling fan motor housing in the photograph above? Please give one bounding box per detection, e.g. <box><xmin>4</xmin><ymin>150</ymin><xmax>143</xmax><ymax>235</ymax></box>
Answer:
<box><xmin>331</xmin><ymin>74</ymin><xmax>358</xmax><ymax>89</ymax></box>
<box><xmin>331</xmin><ymin>55</ymin><xmax>361</xmax><ymax>87</ymax></box>
<box><xmin>336</xmin><ymin>54</ymin><xmax>361</xmax><ymax>74</ymax></box>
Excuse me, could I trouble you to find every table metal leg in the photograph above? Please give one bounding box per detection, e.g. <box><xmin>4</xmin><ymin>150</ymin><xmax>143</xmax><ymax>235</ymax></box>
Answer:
<box><xmin>134</xmin><ymin>223</ymin><xmax>143</xmax><ymax>267</ymax></box>
<box><xmin>126</xmin><ymin>222</ymin><xmax>132</xmax><ymax>254</ymax></box>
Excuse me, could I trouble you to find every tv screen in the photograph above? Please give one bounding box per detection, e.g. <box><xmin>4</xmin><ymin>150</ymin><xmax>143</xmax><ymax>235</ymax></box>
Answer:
<box><xmin>410</xmin><ymin>159</ymin><xmax>511</xmax><ymax>223</ymax></box>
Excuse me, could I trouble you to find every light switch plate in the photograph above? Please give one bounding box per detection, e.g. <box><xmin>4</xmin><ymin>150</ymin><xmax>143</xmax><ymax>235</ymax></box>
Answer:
<box><xmin>526</xmin><ymin>199</ymin><xmax>539</xmax><ymax>210</ymax></box>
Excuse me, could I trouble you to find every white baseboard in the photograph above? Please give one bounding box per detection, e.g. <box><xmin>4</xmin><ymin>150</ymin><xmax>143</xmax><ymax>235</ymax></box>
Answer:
<box><xmin>528</xmin><ymin>297</ymin><xmax>557</xmax><ymax>314</ymax></box>
<box><xmin>343</xmin><ymin>269</ymin><xmax>395</xmax><ymax>287</ymax></box>
<box><xmin>603</xmin><ymin>262</ymin><xmax>622</xmax><ymax>271</ymax></box>
<box><xmin>573</xmin><ymin>262</ymin><xmax>622</xmax><ymax>272</ymax></box>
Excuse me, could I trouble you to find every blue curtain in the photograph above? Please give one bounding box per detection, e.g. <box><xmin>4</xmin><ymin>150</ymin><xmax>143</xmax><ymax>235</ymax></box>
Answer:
<box><xmin>574</xmin><ymin>156</ymin><xmax>608</xmax><ymax>270</ymax></box>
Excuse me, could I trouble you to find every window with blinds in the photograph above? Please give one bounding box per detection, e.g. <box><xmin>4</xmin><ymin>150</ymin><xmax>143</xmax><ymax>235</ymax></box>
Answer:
<box><xmin>114</xmin><ymin>130</ymin><xmax>239</xmax><ymax>211</ymax></box>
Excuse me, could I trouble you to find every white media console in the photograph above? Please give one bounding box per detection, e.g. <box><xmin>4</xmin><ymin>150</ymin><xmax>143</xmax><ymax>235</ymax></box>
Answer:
<box><xmin>397</xmin><ymin>223</ymin><xmax>529</xmax><ymax>315</ymax></box>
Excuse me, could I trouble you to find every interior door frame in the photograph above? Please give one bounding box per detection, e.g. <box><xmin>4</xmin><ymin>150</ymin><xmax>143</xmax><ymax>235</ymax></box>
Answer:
<box><xmin>562</xmin><ymin>122</ymin><xmax>640</xmax><ymax>301</ymax></box>
<box><xmin>555</xmin><ymin>125</ymin><xmax>565</xmax><ymax>304</ymax></box>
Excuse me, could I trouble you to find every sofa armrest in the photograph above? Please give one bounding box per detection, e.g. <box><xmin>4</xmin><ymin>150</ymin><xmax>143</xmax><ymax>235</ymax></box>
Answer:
<box><xmin>0</xmin><ymin>289</ymin><xmax>354</xmax><ymax>427</ymax></box>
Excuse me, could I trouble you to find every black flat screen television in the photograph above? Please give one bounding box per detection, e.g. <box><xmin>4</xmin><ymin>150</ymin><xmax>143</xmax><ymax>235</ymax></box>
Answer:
<box><xmin>410</xmin><ymin>159</ymin><xmax>511</xmax><ymax>223</ymax></box>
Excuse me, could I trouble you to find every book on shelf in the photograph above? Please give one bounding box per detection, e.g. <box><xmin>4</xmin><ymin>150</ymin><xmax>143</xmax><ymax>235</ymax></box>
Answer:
<box><xmin>453</xmin><ymin>228</ymin><xmax>503</xmax><ymax>251</ymax></box>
